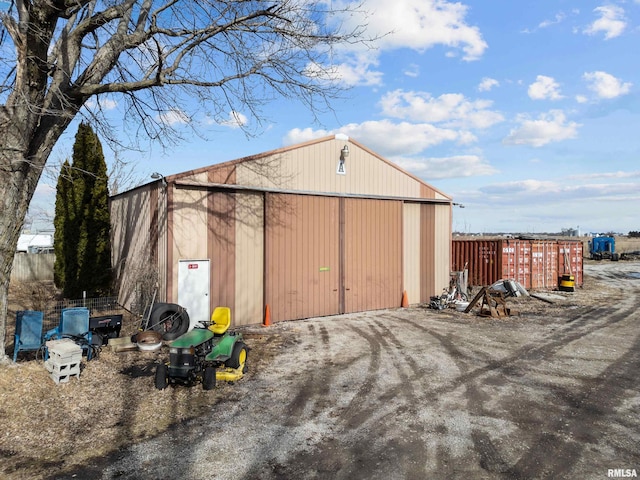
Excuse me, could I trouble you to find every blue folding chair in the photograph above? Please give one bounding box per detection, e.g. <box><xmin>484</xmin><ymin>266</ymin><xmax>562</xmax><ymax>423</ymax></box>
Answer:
<box><xmin>45</xmin><ymin>307</ymin><xmax>93</xmax><ymax>360</ymax></box>
<box><xmin>13</xmin><ymin>310</ymin><xmax>44</xmax><ymax>362</ymax></box>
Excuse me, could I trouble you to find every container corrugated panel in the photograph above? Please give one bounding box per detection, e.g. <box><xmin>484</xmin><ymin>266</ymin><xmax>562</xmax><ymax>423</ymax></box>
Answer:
<box><xmin>558</xmin><ymin>241</ymin><xmax>583</xmax><ymax>286</ymax></box>
<box><xmin>452</xmin><ymin>239</ymin><xmax>584</xmax><ymax>290</ymax></box>
<box><xmin>530</xmin><ymin>241</ymin><xmax>558</xmax><ymax>290</ymax></box>
<box><xmin>501</xmin><ymin>240</ymin><xmax>531</xmax><ymax>289</ymax></box>
<box><xmin>451</xmin><ymin>240</ymin><xmax>500</xmax><ymax>287</ymax></box>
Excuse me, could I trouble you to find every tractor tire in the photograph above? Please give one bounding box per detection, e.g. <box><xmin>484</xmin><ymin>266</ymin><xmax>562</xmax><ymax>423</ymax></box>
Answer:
<box><xmin>148</xmin><ymin>303</ymin><xmax>190</xmax><ymax>341</ymax></box>
<box><xmin>155</xmin><ymin>364</ymin><xmax>168</xmax><ymax>390</ymax></box>
<box><xmin>226</xmin><ymin>342</ymin><xmax>248</xmax><ymax>369</ymax></box>
<box><xmin>203</xmin><ymin>366</ymin><xmax>217</xmax><ymax>390</ymax></box>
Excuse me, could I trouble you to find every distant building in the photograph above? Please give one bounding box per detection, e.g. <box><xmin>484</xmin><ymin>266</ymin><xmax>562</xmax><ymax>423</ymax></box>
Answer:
<box><xmin>17</xmin><ymin>234</ymin><xmax>54</xmax><ymax>253</ymax></box>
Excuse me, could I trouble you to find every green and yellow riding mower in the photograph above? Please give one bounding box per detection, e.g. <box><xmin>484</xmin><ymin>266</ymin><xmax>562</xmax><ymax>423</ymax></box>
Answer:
<box><xmin>154</xmin><ymin>307</ymin><xmax>249</xmax><ymax>390</ymax></box>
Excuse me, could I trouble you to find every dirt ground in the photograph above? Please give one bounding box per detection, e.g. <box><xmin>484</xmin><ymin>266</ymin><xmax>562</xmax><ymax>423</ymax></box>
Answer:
<box><xmin>2</xmin><ymin>260</ymin><xmax>640</xmax><ymax>480</ymax></box>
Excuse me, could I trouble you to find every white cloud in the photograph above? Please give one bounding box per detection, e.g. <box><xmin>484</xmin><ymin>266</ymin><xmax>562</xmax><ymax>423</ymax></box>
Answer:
<box><xmin>583</xmin><ymin>5</ymin><xmax>626</xmax><ymax>39</ymax></box>
<box><xmin>528</xmin><ymin>75</ymin><xmax>563</xmax><ymax>100</ymax></box>
<box><xmin>567</xmin><ymin>170</ymin><xmax>640</xmax><ymax>181</ymax></box>
<box><xmin>480</xmin><ymin>179</ymin><xmax>559</xmax><ymax>196</ymax></box>
<box><xmin>332</xmin><ymin>58</ymin><xmax>384</xmax><ymax>87</ymax></box>
<box><xmin>329</xmin><ymin>0</ymin><xmax>488</xmax><ymax>85</ymax></box>
<box><xmin>403</xmin><ymin>64</ymin><xmax>420</xmax><ymax>78</ymax></box>
<box><xmin>84</xmin><ymin>97</ymin><xmax>118</xmax><ymax>110</ymax></box>
<box><xmin>478</xmin><ymin>77</ymin><xmax>499</xmax><ymax>92</ymax></box>
<box><xmin>379</xmin><ymin>90</ymin><xmax>504</xmax><ymax>129</ymax></box>
<box><xmin>480</xmin><ymin>179</ymin><xmax>640</xmax><ymax>202</ymax></box>
<box><xmin>583</xmin><ymin>71</ymin><xmax>632</xmax><ymax>99</ymax></box>
<box><xmin>283</xmin><ymin>127</ymin><xmax>331</xmax><ymax>145</ymax></box>
<box><xmin>219</xmin><ymin>111</ymin><xmax>248</xmax><ymax>129</ymax></box>
<box><xmin>310</xmin><ymin>51</ymin><xmax>383</xmax><ymax>87</ymax></box>
<box><xmin>539</xmin><ymin>12</ymin><xmax>566</xmax><ymax>29</ymax></box>
<box><xmin>157</xmin><ymin>109</ymin><xmax>189</xmax><ymax>126</ymax></box>
<box><xmin>395</xmin><ymin>154</ymin><xmax>498</xmax><ymax>179</ymax></box>
<box><xmin>284</xmin><ymin>119</ymin><xmax>475</xmax><ymax>156</ymax></box>
<box><xmin>575</xmin><ymin>95</ymin><xmax>588</xmax><ymax>104</ymax></box>
<box><xmin>503</xmin><ymin>110</ymin><xmax>580</xmax><ymax>147</ymax></box>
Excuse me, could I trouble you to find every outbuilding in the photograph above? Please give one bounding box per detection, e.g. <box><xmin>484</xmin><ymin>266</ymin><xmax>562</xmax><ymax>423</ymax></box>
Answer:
<box><xmin>110</xmin><ymin>135</ymin><xmax>453</xmax><ymax>327</ymax></box>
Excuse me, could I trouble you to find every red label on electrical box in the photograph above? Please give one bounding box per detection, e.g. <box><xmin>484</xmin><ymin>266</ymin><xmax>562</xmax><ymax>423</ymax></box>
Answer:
<box><xmin>188</xmin><ymin>264</ymin><xmax>198</xmax><ymax>269</ymax></box>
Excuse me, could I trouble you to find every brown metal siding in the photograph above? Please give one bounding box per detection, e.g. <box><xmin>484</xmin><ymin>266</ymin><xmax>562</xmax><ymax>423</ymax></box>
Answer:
<box><xmin>420</xmin><ymin>204</ymin><xmax>436</xmax><ymax>301</ymax></box>
<box><xmin>170</xmin><ymin>178</ymin><xmax>209</xmax><ymax>301</ymax></box>
<box><xmin>452</xmin><ymin>239</ymin><xmax>584</xmax><ymax>290</ymax></box>
<box><xmin>234</xmin><ymin>192</ymin><xmax>264</xmax><ymax>326</ymax></box>
<box><xmin>433</xmin><ymin>204</ymin><xmax>452</xmax><ymax>296</ymax></box>
<box><xmin>265</xmin><ymin>194</ymin><xmax>340</xmax><ymax>322</ymax></box>
<box><xmin>156</xmin><ymin>185</ymin><xmax>168</xmax><ymax>302</ymax></box>
<box><xmin>110</xmin><ymin>186</ymin><xmax>152</xmax><ymax>310</ymax></box>
<box><xmin>343</xmin><ymin>198</ymin><xmax>402</xmax><ymax>313</ymax></box>
<box><xmin>207</xmin><ymin>191</ymin><xmax>236</xmax><ymax>317</ymax></box>
<box><xmin>236</xmin><ymin>138</ymin><xmax>428</xmax><ymax>199</ymax></box>
<box><xmin>403</xmin><ymin>203</ymin><xmax>421</xmax><ymax>305</ymax></box>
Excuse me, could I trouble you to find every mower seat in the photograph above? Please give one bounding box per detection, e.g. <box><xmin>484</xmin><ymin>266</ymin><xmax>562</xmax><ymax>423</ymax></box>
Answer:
<box><xmin>208</xmin><ymin>307</ymin><xmax>231</xmax><ymax>335</ymax></box>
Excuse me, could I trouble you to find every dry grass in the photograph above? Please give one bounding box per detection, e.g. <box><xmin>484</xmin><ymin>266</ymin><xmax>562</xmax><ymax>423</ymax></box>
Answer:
<box><xmin>1</xmin><ymin>283</ymin><xmax>284</xmax><ymax>480</ymax></box>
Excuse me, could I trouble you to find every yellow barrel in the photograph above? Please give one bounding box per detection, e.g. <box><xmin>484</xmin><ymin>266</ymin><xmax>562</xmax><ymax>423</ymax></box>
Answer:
<box><xmin>559</xmin><ymin>274</ymin><xmax>575</xmax><ymax>292</ymax></box>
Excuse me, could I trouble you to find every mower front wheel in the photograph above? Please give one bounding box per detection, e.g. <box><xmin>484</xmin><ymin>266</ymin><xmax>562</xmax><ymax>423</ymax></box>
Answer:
<box><xmin>155</xmin><ymin>364</ymin><xmax>168</xmax><ymax>390</ymax></box>
<box><xmin>203</xmin><ymin>366</ymin><xmax>217</xmax><ymax>390</ymax></box>
<box><xmin>226</xmin><ymin>342</ymin><xmax>248</xmax><ymax>369</ymax></box>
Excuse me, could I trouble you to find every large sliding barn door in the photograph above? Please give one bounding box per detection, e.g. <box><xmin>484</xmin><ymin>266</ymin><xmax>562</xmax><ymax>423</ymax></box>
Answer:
<box><xmin>265</xmin><ymin>194</ymin><xmax>403</xmax><ymax>322</ymax></box>
<box><xmin>343</xmin><ymin>198</ymin><xmax>402</xmax><ymax>313</ymax></box>
<box><xmin>265</xmin><ymin>194</ymin><xmax>340</xmax><ymax>322</ymax></box>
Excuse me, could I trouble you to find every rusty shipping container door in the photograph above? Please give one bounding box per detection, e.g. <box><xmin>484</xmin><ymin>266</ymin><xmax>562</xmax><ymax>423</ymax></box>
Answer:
<box><xmin>451</xmin><ymin>240</ymin><xmax>501</xmax><ymax>287</ymax></box>
<box><xmin>343</xmin><ymin>198</ymin><xmax>402</xmax><ymax>313</ymax></box>
<box><xmin>530</xmin><ymin>240</ymin><xmax>558</xmax><ymax>289</ymax></box>
<box><xmin>501</xmin><ymin>240</ymin><xmax>532</xmax><ymax>289</ymax></box>
<box><xmin>558</xmin><ymin>241</ymin><xmax>583</xmax><ymax>286</ymax></box>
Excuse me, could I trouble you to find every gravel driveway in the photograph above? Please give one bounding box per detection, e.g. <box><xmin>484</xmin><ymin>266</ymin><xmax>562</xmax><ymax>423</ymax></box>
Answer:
<box><xmin>57</xmin><ymin>261</ymin><xmax>640</xmax><ymax>480</ymax></box>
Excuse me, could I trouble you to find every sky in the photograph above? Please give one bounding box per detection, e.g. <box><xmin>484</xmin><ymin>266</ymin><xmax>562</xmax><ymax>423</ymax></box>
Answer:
<box><xmin>27</xmin><ymin>0</ymin><xmax>640</xmax><ymax>235</ymax></box>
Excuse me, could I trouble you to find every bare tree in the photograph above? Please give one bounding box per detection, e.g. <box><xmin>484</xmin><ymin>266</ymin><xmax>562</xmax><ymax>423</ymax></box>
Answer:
<box><xmin>0</xmin><ymin>0</ymin><xmax>368</xmax><ymax>361</ymax></box>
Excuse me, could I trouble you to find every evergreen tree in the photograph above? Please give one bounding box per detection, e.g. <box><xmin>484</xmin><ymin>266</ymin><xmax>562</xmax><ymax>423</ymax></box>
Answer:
<box><xmin>53</xmin><ymin>123</ymin><xmax>112</xmax><ymax>298</ymax></box>
<box><xmin>53</xmin><ymin>160</ymin><xmax>75</xmax><ymax>292</ymax></box>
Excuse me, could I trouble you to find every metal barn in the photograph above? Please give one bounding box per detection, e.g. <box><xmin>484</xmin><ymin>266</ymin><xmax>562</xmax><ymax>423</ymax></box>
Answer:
<box><xmin>110</xmin><ymin>135</ymin><xmax>453</xmax><ymax>327</ymax></box>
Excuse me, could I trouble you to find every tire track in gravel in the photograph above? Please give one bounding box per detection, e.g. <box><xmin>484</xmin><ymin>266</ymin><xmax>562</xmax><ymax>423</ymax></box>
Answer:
<box><xmin>268</xmin><ymin>320</ymin><xmax>431</xmax><ymax>480</ymax></box>
<box><xmin>369</xmin><ymin>320</ymin><xmax>424</xmax><ymax>401</ymax></box>
<box><xmin>337</xmin><ymin>324</ymin><xmax>383</xmax><ymax>430</ymax></box>
<box><xmin>283</xmin><ymin>323</ymin><xmax>334</xmax><ymax>426</ymax></box>
<box><xmin>507</xmin><ymin>330</ymin><xmax>640</xmax><ymax>479</ymax></box>
<box><xmin>504</xmin><ymin>277</ymin><xmax>640</xmax><ymax>479</ymax></box>
<box><xmin>397</xmin><ymin>277</ymin><xmax>640</xmax><ymax>479</ymax></box>
<box><xmin>401</xmin><ymin>300</ymin><xmax>635</xmax><ymax>399</ymax></box>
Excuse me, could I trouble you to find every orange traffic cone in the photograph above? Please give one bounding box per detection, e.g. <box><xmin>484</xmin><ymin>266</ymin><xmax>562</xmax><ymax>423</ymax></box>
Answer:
<box><xmin>401</xmin><ymin>290</ymin><xmax>409</xmax><ymax>308</ymax></box>
<box><xmin>263</xmin><ymin>304</ymin><xmax>271</xmax><ymax>327</ymax></box>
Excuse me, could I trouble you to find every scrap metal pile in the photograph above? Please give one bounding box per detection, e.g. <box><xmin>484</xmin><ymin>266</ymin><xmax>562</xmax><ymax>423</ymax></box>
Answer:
<box><xmin>430</xmin><ymin>273</ymin><xmax>529</xmax><ymax>319</ymax></box>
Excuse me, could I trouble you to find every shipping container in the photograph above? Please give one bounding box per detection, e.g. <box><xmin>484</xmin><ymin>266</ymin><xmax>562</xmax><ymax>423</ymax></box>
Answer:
<box><xmin>452</xmin><ymin>239</ymin><xmax>583</xmax><ymax>290</ymax></box>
